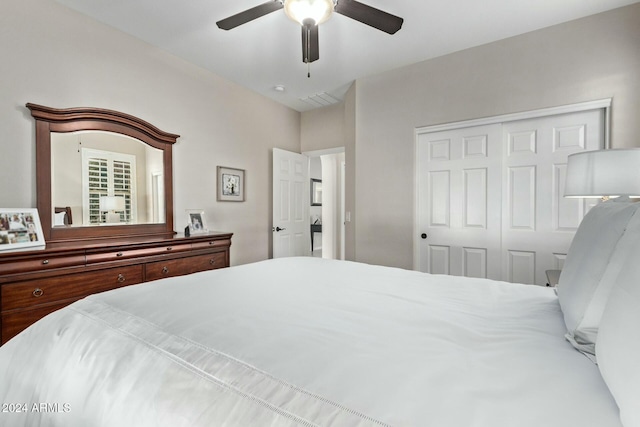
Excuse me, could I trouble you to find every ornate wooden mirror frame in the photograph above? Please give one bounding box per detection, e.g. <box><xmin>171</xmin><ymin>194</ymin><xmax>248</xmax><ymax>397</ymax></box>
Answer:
<box><xmin>27</xmin><ymin>103</ymin><xmax>179</xmax><ymax>243</ymax></box>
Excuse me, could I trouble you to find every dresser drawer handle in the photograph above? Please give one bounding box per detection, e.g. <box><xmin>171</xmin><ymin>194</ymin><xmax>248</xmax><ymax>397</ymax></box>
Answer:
<box><xmin>116</xmin><ymin>252</ymin><xmax>123</xmax><ymax>257</ymax></box>
<box><xmin>42</xmin><ymin>259</ymin><xmax>49</xmax><ymax>265</ymax></box>
<box><xmin>33</xmin><ymin>288</ymin><xmax>44</xmax><ymax>297</ymax></box>
<box><xmin>162</xmin><ymin>266</ymin><xmax>169</xmax><ymax>274</ymax></box>
<box><xmin>166</xmin><ymin>247</ymin><xmax>173</xmax><ymax>251</ymax></box>
<box><xmin>209</xmin><ymin>258</ymin><xmax>217</xmax><ymax>265</ymax></box>
<box><xmin>117</xmin><ymin>274</ymin><xmax>126</xmax><ymax>283</ymax></box>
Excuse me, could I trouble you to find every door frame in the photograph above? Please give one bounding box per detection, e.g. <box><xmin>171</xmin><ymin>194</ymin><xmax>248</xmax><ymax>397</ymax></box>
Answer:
<box><xmin>412</xmin><ymin>98</ymin><xmax>612</xmax><ymax>270</ymax></box>
<box><xmin>304</xmin><ymin>147</ymin><xmax>347</xmax><ymax>260</ymax></box>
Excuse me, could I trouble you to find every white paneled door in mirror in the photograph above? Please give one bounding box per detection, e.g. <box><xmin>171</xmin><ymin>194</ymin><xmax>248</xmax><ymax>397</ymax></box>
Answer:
<box><xmin>417</xmin><ymin>124</ymin><xmax>503</xmax><ymax>279</ymax></box>
<box><xmin>501</xmin><ymin>109</ymin><xmax>604</xmax><ymax>285</ymax></box>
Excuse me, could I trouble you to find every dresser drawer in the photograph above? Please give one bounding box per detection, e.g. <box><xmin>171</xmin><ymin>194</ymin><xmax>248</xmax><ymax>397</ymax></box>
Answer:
<box><xmin>191</xmin><ymin>239</ymin><xmax>232</xmax><ymax>251</ymax></box>
<box><xmin>0</xmin><ymin>254</ymin><xmax>85</xmax><ymax>276</ymax></box>
<box><xmin>1</xmin><ymin>265</ymin><xmax>143</xmax><ymax>312</ymax></box>
<box><xmin>86</xmin><ymin>244</ymin><xmax>191</xmax><ymax>264</ymax></box>
<box><xmin>1</xmin><ymin>301</ymin><xmax>69</xmax><ymax>344</ymax></box>
<box><xmin>145</xmin><ymin>252</ymin><xmax>226</xmax><ymax>282</ymax></box>
<box><xmin>188</xmin><ymin>252</ymin><xmax>227</xmax><ymax>273</ymax></box>
<box><xmin>145</xmin><ymin>258</ymin><xmax>191</xmax><ymax>282</ymax></box>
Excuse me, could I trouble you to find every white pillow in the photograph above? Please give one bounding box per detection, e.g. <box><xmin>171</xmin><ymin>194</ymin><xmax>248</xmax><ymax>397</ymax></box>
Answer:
<box><xmin>557</xmin><ymin>199</ymin><xmax>640</xmax><ymax>359</ymax></box>
<box><xmin>54</xmin><ymin>211</ymin><xmax>67</xmax><ymax>226</ymax></box>
<box><xmin>596</xmin><ymin>227</ymin><xmax>640</xmax><ymax>427</ymax></box>
<box><xmin>580</xmin><ymin>209</ymin><xmax>640</xmax><ymax>350</ymax></box>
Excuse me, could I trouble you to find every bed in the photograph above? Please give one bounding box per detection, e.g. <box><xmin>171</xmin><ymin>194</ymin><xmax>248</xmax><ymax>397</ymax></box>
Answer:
<box><xmin>1</xmin><ymin>200</ymin><xmax>639</xmax><ymax>427</ymax></box>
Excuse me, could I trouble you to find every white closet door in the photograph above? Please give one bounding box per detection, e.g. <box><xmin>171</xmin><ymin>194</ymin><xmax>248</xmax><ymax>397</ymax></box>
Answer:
<box><xmin>417</xmin><ymin>124</ymin><xmax>503</xmax><ymax>279</ymax></box>
<box><xmin>501</xmin><ymin>109</ymin><xmax>604</xmax><ymax>285</ymax></box>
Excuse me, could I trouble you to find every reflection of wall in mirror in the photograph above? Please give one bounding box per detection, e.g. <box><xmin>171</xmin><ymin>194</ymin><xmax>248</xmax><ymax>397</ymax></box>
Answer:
<box><xmin>51</xmin><ymin>131</ymin><xmax>163</xmax><ymax>226</ymax></box>
<box><xmin>145</xmin><ymin>146</ymin><xmax>164</xmax><ymax>223</ymax></box>
<box><xmin>147</xmin><ymin>143</ymin><xmax>165</xmax><ymax>224</ymax></box>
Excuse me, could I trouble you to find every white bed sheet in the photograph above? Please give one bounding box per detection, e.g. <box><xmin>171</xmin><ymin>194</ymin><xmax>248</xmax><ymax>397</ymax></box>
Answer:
<box><xmin>0</xmin><ymin>257</ymin><xmax>621</xmax><ymax>426</ymax></box>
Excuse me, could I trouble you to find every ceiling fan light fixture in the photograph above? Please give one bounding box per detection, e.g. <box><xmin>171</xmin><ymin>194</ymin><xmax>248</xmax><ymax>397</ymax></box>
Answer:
<box><xmin>283</xmin><ymin>0</ymin><xmax>334</xmax><ymax>26</ymax></box>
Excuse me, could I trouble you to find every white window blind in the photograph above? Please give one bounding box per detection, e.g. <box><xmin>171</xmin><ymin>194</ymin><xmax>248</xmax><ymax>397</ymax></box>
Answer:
<box><xmin>82</xmin><ymin>148</ymin><xmax>136</xmax><ymax>224</ymax></box>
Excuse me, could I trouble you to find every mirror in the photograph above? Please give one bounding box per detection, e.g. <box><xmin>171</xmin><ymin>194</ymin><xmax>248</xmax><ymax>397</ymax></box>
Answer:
<box><xmin>311</xmin><ymin>178</ymin><xmax>322</xmax><ymax>206</ymax></box>
<box><xmin>51</xmin><ymin>131</ymin><xmax>165</xmax><ymax>227</ymax></box>
<box><xmin>27</xmin><ymin>103</ymin><xmax>179</xmax><ymax>243</ymax></box>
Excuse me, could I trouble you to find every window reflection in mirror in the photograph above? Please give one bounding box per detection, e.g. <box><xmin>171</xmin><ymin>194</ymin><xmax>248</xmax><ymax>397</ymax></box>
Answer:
<box><xmin>51</xmin><ymin>131</ymin><xmax>165</xmax><ymax>227</ymax></box>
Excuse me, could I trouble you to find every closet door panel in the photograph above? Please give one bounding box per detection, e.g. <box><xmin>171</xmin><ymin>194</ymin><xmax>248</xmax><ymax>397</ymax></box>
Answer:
<box><xmin>417</xmin><ymin>124</ymin><xmax>502</xmax><ymax>279</ymax></box>
<box><xmin>501</xmin><ymin>109</ymin><xmax>604</xmax><ymax>285</ymax></box>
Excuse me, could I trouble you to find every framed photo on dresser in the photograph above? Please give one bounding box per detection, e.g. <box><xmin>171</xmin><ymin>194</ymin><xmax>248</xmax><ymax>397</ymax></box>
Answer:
<box><xmin>0</xmin><ymin>208</ymin><xmax>45</xmax><ymax>252</ymax></box>
<box><xmin>186</xmin><ymin>209</ymin><xmax>208</xmax><ymax>234</ymax></box>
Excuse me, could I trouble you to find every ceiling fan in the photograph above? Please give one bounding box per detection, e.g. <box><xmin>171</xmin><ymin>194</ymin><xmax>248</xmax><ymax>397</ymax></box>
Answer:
<box><xmin>216</xmin><ymin>0</ymin><xmax>403</xmax><ymax>70</ymax></box>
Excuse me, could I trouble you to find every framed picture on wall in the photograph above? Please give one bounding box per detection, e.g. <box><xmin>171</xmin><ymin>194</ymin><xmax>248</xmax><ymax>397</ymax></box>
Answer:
<box><xmin>217</xmin><ymin>166</ymin><xmax>245</xmax><ymax>202</ymax></box>
<box><xmin>186</xmin><ymin>209</ymin><xmax>208</xmax><ymax>234</ymax></box>
<box><xmin>0</xmin><ymin>208</ymin><xmax>46</xmax><ymax>252</ymax></box>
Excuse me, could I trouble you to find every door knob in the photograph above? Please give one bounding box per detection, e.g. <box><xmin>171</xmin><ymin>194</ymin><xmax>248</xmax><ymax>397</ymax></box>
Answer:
<box><xmin>273</xmin><ymin>226</ymin><xmax>286</xmax><ymax>232</ymax></box>
<box><xmin>421</xmin><ymin>233</ymin><xmax>427</xmax><ymax>239</ymax></box>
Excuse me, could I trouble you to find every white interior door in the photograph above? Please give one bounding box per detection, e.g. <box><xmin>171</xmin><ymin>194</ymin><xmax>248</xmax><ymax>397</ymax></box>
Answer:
<box><xmin>501</xmin><ymin>109</ymin><xmax>604</xmax><ymax>285</ymax></box>
<box><xmin>417</xmin><ymin>124</ymin><xmax>503</xmax><ymax>279</ymax></box>
<box><xmin>272</xmin><ymin>148</ymin><xmax>310</xmax><ymax>258</ymax></box>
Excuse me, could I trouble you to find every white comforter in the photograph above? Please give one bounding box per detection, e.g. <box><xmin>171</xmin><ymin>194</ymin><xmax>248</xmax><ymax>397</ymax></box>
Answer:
<box><xmin>0</xmin><ymin>257</ymin><xmax>621</xmax><ymax>426</ymax></box>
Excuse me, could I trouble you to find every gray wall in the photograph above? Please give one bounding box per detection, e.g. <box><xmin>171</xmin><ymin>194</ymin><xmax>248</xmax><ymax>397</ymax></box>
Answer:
<box><xmin>301</xmin><ymin>103</ymin><xmax>345</xmax><ymax>152</ymax></box>
<box><xmin>0</xmin><ymin>0</ymin><xmax>301</xmax><ymax>265</ymax></box>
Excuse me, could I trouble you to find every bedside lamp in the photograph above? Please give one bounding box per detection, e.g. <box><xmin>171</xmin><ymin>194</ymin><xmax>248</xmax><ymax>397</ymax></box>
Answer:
<box><xmin>99</xmin><ymin>196</ymin><xmax>126</xmax><ymax>223</ymax></box>
<box><xmin>564</xmin><ymin>149</ymin><xmax>640</xmax><ymax>199</ymax></box>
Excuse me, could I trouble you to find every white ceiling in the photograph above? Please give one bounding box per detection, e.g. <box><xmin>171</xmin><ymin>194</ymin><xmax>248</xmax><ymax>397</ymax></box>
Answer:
<box><xmin>55</xmin><ymin>0</ymin><xmax>638</xmax><ymax>112</ymax></box>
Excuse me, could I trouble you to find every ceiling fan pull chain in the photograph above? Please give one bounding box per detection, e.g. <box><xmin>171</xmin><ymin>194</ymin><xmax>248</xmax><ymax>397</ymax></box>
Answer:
<box><xmin>308</xmin><ymin>62</ymin><xmax>311</xmax><ymax>78</ymax></box>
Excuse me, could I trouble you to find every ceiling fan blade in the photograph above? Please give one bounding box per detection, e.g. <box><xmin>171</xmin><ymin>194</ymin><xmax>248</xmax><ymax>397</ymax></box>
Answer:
<box><xmin>216</xmin><ymin>1</ymin><xmax>284</xmax><ymax>30</ymax></box>
<box><xmin>301</xmin><ymin>20</ymin><xmax>319</xmax><ymax>64</ymax></box>
<box><xmin>334</xmin><ymin>0</ymin><xmax>403</xmax><ymax>34</ymax></box>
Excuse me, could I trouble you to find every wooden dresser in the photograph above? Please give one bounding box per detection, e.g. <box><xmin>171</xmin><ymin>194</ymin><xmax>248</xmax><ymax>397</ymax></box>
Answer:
<box><xmin>0</xmin><ymin>232</ymin><xmax>232</xmax><ymax>344</ymax></box>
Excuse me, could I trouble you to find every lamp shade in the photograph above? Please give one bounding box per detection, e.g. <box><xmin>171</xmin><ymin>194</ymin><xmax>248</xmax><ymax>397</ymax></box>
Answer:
<box><xmin>99</xmin><ymin>196</ymin><xmax>126</xmax><ymax>212</ymax></box>
<box><xmin>564</xmin><ymin>149</ymin><xmax>640</xmax><ymax>198</ymax></box>
<box><xmin>284</xmin><ymin>0</ymin><xmax>334</xmax><ymax>25</ymax></box>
